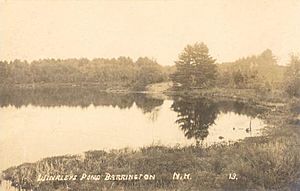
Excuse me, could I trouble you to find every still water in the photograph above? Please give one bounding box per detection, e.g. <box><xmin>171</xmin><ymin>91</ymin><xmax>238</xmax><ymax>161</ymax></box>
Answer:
<box><xmin>0</xmin><ymin>88</ymin><xmax>265</xmax><ymax>171</ymax></box>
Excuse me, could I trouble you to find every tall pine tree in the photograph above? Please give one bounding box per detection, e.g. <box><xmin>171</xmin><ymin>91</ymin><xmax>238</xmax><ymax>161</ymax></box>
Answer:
<box><xmin>172</xmin><ymin>42</ymin><xmax>217</xmax><ymax>89</ymax></box>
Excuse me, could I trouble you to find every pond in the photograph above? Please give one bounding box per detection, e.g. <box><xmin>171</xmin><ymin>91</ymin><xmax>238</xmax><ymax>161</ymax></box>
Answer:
<box><xmin>0</xmin><ymin>87</ymin><xmax>266</xmax><ymax>171</ymax></box>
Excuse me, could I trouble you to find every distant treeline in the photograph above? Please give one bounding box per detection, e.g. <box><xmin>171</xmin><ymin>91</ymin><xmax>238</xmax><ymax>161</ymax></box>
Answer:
<box><xmin>0</xmin><ymin>57</ymin><xmax>169</xmax><ymax>90</ymax></box>
<box><xmin>216</xmin><ymin>49</ymin><xmax>299</xmax><ymax>96</ymax></box>
<box><xmin>217</xmin><ymin>49</ymin><xmax>285</xmax><ymax>89</ymax></box>
<box><xmin>0</xmin><ymin>43</ymin><xmax>299</xmax><ymax>96</ymax></box>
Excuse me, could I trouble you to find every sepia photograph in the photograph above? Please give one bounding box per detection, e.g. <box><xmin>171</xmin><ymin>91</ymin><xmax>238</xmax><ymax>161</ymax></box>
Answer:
<box><xmin>0</xmin><ymin>0</ymin><xmax>299</xmax><ymax>190</ymax></box>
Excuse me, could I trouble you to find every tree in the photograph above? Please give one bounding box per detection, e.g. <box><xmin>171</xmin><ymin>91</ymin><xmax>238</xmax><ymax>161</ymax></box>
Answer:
<box><xmin>258</xmin><ymin>49</ymin><xmax>277</xmax><ymax>66</ymax></box>
<box><xmin>233</xmin><ymin>70</ymin><xmax>245</xmax><ymax>88</ymax></box>
<box><xmin>134</xmin><ymin>57</ymin><xmax>166</xmax><ymax>90</ymax></box>
<box><xmin>285</xmin><ymin>55</ymin><xmax>300</xmax><ymax>97</ymax></box>
<box><xmin>171</xmin><ymin>42</ymin><xmax>217</xmax><ymax>89</ymax></box>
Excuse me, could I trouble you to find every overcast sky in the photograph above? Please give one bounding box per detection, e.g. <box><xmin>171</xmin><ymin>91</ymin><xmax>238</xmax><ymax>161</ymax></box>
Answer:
<box><xmin>0</xmin><ymin>0</ymin><xmax>299</xmax><ymax>65</ymax></box>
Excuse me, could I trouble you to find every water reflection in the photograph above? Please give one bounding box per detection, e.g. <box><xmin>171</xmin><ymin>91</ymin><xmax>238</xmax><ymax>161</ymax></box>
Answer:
<box><xmin>0</xmin><ymin>87</ymin><xmax>163</xmax><ymax>113</ymax></box>
<box><xmin>171</xmin><ymin>97</ymin><xmax>264</xmax><ymax>144</ymax></box>
<box><xmin>217</xmin><ymin>100</ymin><xmax>263</xmax><ymax>118</ymax></box>
<box><xmin>0</xmin><ymin>88</ymin><xmax>266</xmax><ymax>172</ymax></box>
<box><xmin>171</xmin><ymin>97</ymin><xmax>218</xmax><ymax>143</ymax></box>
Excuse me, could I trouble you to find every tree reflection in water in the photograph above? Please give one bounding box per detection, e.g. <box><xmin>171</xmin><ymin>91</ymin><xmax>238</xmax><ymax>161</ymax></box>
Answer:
<box><xmin>171</xmin><ymin>97</ymin><xmax>265</xmax><ymax>145</ymax></box>
<box><xmin>171</xmin><ymin>97</ymin><xmax>219</xmax><ymax>145</ymax></box>
<box><xmin>0</xmin><ymin>87</ymin><xmax>163</xmax><ymax>114</ymax></box>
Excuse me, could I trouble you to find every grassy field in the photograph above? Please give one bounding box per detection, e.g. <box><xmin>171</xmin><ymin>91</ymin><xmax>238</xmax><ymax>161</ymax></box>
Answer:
<box><xmin>1</xmin><ymin>88</ymin><xmax>299</xmax><ymax>191</ymax></box>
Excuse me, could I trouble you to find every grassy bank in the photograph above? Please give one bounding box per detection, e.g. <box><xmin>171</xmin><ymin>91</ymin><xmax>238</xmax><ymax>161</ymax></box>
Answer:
<box><xmin>1</xmin><ymin>88</ymin><xmax>299</xmax><ymax>191</ymax></box>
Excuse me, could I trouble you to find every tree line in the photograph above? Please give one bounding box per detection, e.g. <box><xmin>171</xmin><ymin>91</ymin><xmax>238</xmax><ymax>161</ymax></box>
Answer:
<box><xmin>0</xmin><ymin>42</ymin><xmax>299</xmax><ymax>96</ymax></box>
<box><xmin>0</xmin><ymin>57</ymin><xmax>167</xmax><ymax>90</ymax></box>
